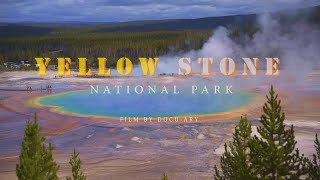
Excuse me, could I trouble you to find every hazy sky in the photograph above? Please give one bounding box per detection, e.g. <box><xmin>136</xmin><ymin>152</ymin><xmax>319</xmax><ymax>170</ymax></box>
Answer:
<box><xmin>1</xmin><ymin>0</ymin><xmax>320</xmax><ymax>22</ymax></box>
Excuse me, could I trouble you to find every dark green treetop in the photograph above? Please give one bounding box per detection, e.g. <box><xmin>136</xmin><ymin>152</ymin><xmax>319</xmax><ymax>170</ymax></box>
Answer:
<box><xmin>66</xmin><ymin>149</ymin><xmax>86</xmax><ymax>180</ymax></box>
<box><xmin>249</xmin><ymin>85</ymin><xmax>308</xmax><ymax>179</ymax></box>
<box><xmin>16</xmin><ymin>113</ymin><xmax>59</xmax><ymax>180</ymax></box>
<box><xmin>308</xmin><ymin>134</ymin><xmax>320</xmax><ymax>179</ymax></box>
<box><xmin>214</xmin><ymin>115</ymin><xmax>255</xmax><ymax>180</ymax></box>
<box><xmin>161</xmin><ymin>173</ymin><xmax>169</xmax><ymax>180</ymax></box>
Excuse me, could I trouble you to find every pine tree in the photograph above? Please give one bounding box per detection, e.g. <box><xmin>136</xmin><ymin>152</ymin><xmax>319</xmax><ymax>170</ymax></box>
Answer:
<box><xmin>308</xmin><ymin>134</ymin><xmax>320</xmax><ymax>179</ymax></box>
<box><xmin>161</xmin><ymin>173</ymin><xmax>169</xmax><ymax>180</ymax></box>
<box><xmin>214</xmin><ymin>115</ymin><xmax>255</xmax><ymax>180</ymax></box>
<box><xmin>16</xmin><ymin>113</ymin><xmax>59</xmax><ymax>180</ymax></box>
<box><xmin>66</xmin><ymin>149</ymin><xmax>86</xmax><ymax>180</ymax></box>
<box><xmin>249</xmin><ymin>85</ymin><xmax>308</xmax><ymax>179</ymax></box>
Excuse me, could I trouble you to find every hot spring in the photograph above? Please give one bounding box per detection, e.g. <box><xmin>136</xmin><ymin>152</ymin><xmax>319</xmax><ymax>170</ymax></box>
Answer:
<box><xmin>37</xmin><ymin>90</ymin><xmax>255</xmax><ymax>117</ymax></box>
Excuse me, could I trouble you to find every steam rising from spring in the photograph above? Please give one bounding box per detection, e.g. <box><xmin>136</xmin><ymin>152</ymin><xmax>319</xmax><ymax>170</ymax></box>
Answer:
<box><xmin>158</xmin><ymin>13</ymin><xmax>320</xmax><ymax>89</ymax></box>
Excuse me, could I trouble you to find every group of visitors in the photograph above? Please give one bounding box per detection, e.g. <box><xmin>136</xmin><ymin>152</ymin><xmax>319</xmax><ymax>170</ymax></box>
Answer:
<box><xmin>26</xmin><ymin>85</ymin><xmax>53</xmax><ymax>91</ymax></box>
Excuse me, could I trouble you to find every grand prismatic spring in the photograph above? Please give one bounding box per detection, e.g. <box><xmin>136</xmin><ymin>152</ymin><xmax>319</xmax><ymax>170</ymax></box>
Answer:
<box><xmin>37</xmin><ymin>87</ymin><xmax>254</xmax><ymax>117</ymax></box>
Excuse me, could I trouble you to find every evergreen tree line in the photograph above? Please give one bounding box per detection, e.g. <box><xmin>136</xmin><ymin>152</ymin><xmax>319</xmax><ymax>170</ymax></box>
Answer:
<box><xmin>16</xmin><ymin>86</ymin><xmax>320</xmax><ymax>179</ymax></box>
<box><xmin>214</xmin><ymin>86</ymin><xmax>320</xmax><ymax>180</ymax></box>
<box><xmin>0</xmin><ymin>30</ymin><xmax>212</xmax><ymax>69</ymax></box>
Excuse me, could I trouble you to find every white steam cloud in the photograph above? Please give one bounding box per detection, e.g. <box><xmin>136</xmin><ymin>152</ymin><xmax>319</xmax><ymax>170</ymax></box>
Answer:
<box><xmin>158</xmin><ymin>13</ymin><xmax>320</xmax><ymax>80</ymax></box>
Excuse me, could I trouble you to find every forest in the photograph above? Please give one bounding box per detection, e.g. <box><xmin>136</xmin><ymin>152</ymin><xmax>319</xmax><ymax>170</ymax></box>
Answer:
<box><xmin>0</xmin><ymin>30</ymin><xmax>212</xmax><ymax>69</ymax></box>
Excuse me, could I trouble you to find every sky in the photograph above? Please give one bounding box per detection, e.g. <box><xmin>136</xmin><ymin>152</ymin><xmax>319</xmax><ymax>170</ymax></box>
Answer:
<box><xmin>1</xmin><ymin>0</ymin><xmax>320</xmax><ymax>23</ymax></box>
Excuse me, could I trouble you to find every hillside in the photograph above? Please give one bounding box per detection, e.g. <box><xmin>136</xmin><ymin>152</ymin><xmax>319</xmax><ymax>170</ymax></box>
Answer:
<box><xmin>0</xmin><ymin>5</ymin><xmax>319</xmax><ymax>37</ymax></box>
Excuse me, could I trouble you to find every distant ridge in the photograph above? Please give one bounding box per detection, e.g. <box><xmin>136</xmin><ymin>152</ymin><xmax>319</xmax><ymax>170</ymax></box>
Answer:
<box><xmin>90</xmin><ymin>14</ymin><xmax>257</xmax><ymax>33</ymax></box>
<box><xmin>0</xmin><ymin>5</ymin><xmax>319</xmax><ymax>36</ymax></box>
